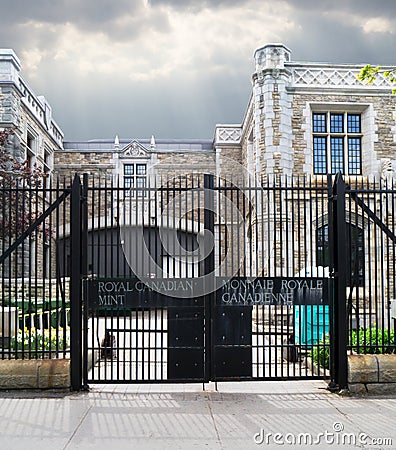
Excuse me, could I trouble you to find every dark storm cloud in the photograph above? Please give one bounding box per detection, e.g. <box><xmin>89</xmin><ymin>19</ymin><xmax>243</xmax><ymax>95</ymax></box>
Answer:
<box><xmin>0</xmin><ymin>0</ymin><xmax>395</xmax><ymax>141</ymax></box>
<box><xmin>281</xmin><ymin>2</ymin><xmax>396</xmax><ymax>65</ymax></box>
<box><xmin>0</xmin><ymin>0</ymin><xmax>142</xmax><ymax>26</ymax></box>
<box><xmin>0</xmin><ymin>0</ymin><xmax>170</xmax><ymax>47</ymax></box>
<box><xmin>283</xmin><ymin>0</ymin><xmax>396</xmax><ymax>16</ymax></box>
<box><xmin>149</xmin><ymin>0</ymin><xmax>396</xmax><ymax>17</ymax></box>
<box><xmin>148</xmin><ymin>0</ymin><xmax>245</xmax><ymax>9</ymax></box>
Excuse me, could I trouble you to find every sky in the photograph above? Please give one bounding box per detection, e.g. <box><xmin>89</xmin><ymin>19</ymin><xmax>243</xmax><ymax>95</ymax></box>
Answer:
<box><xmin>1</xmin><ymin>0</ymin><xmax>396</xmax><ymax>142</ymax></box>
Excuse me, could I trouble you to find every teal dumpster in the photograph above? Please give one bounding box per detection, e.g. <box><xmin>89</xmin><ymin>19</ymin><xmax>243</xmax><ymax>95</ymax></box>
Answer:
<box><xmin>294</xmin><ymin>305</ymin><xmax>329</xmax><ymax>346</ymax></box>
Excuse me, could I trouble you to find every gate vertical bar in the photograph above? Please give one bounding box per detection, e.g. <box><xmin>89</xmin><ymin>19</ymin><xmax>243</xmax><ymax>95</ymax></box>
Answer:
<box><xmin>81</xmin><ymin>174</ymin><xmax>89</xmax><ymax>389</ymax></box>
<box><xmin>203</xmin><ymin>174</ymin><xmax>215</xmax><ymax>382</ymax></box>
<box><xmin>70</xmin><ymin>174</ymin><xmax>83</xmax><ymax>391</ymax></box>
<box><xmin>330</xmin><ymin>173</ymin><xmax>348</xmax><ymax>390</ymax></box>
<box><xmin>327</xmin><ymin>174</ymin><xmax>335</xmax><ymax>389</ymax></box>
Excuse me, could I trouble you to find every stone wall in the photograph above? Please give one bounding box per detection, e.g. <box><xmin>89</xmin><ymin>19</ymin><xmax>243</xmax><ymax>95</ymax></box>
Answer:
<box><xmin>0</xmin><ymin>359</ymin><xmax>70</xmax><ymax>389</ymax></box>
<box><xmin>55</xmin><ymin>149</ymin><xmax>217</xmax><ymax>182</ymax></box>
<box><xmin>348</xmin><ymin>354</ymin><xmax>396</xmax><ymax>395</ymax></box>
<box><xmin>247</xmin><ymin>44</ymin><xmax>396</xmax><ymax>181</ymax></box>
<box><xmin>0</xmin><ymin>85</ymin><xmax>20</xmax><ymax>126</ymax></box>
<box><xmin>54</xmin><ymin>150</ymin><xmax>114</xmax><ymax>182</ymax></box>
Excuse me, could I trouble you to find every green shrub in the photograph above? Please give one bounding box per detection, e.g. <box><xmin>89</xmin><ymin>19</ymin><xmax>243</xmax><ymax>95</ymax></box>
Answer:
<box><xmin>310</xmin><ymin>328</ymin><xmax>395</xmax><ymax>369</ymax></box>
<box><xmin>310</xmin><ymin>335</ymin><xmax>330</xmax><ymax>369</ymax></box>
<box><xmin>350</xmin><ymin>328</ymin><xmax>395</xmax><ymax>354</ymax></box>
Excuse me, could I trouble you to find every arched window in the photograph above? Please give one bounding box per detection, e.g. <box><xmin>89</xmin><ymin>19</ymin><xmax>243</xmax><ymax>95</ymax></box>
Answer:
<box><xmin>316</xmin><ymin>223</ymin><xmax>364</xmax><ymax>286</ymax></box>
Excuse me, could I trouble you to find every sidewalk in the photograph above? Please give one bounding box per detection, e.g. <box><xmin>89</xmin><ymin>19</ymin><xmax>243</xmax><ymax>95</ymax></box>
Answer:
<box><xmin>1</xmin><ymin>380</ymin><xmax>395</xmax><ymax>449</ymax></box>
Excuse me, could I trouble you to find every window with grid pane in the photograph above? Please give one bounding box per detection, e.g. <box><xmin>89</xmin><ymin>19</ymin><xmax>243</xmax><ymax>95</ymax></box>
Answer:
<box><xmin>313</xmin><ymin>137</ymin><xmax>327</xmax><ymax>174</ymax></box>
<box><xmin>136</xmin><ymin>164</ymin><xmax>146</xmax><ymax>175</ymax></box>
<box><xmin>312</xmin><ymin>112</ymin><xmax>362</xmax><ymax>175</ymax></box>
<box><xmin>330</xmin><ymin>137</ymin><xmax>344</xmax><ymax>173</ymax></box>
<box><xmin>348</xmin><ymin>137</ymin><xmax>361</xmax><ymax>174</ymax></box>
<box><xmin>124</xmin><ymin>163</ymin><xmax>146</xmax><ymax>196</ymax></box>
<box><xmin>347</xmin><ymin>114</ymin><xmax>361</xmax><ymax>133</ymax></box>
<box><xmin>313</xmin><ymin>113</ymin><xmax>326</xmax><ymax>133</ymax></box>
<box><xmin>124</xmin><ymin>164</ymin><xmax>134</xmax><ymax>176</ymax></box>
<box><xmin>330</xmin><ymin>114</ymin><xmax>344</xmax><ymax>133</ymax></box>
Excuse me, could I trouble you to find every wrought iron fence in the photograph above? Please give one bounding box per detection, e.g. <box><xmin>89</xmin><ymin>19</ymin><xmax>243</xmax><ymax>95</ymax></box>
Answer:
<box><xmin>1</xmin><ymin>172</ymin><xmax>394</xmax><ymax>388</ymax></box>
<box><xmin>0</xmin><ymin>179</ymin><xmax>71</xmax><ymax>359</ymax></box>
<box><xmin>345</xmin><ymin>177</ymin><xmax>396</xmax><ymax>355</ymax></box>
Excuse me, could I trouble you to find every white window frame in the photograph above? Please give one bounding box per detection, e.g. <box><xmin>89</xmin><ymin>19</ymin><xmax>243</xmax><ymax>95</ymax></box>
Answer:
<box><xmin>312</xmin><ymin>111</ymin><xmax>362</xmax><ymax>175</ymax></box>
<box><xmin>123</xmin><ymin>162</ymin><xmax>147</xmax><ymax>197</ymax></box>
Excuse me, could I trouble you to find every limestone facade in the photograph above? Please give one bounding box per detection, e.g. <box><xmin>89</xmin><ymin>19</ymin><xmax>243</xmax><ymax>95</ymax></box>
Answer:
<box><xmin>0</xmin><ymin>49</ymin><xmax>63</xmax><ymax>179</ymax></box>
<box><xmin>2</xmin><ymin>43</ymin><xmax>393</xmax><ymax>189</ymax></box>
<box><xmin>0</xmin><ymin>50</ymin><xmax>64</xmax><ymax>280</ymax></box>
<box><xmin>1</xmin><ymin>44</ymin><xmax>396</xmax><ymax>286</ymax></box>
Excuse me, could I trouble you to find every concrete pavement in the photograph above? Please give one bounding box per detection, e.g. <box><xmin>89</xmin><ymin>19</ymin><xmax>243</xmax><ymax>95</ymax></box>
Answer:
<box><xmin>1</xmin><ymin>380</ymin><xmax>395</xmax><ymax>449</ymax></box>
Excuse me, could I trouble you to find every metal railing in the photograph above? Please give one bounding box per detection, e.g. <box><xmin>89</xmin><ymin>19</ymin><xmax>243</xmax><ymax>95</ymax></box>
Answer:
<box><xmin>0</xmin><ymin>178</ymin><xmax>72</xmax><ymax>359</ymax></box>
<box><xmin>1</xmin><ymin>173</ymin><xmax>394</xmax><ymax>389</ymax></box>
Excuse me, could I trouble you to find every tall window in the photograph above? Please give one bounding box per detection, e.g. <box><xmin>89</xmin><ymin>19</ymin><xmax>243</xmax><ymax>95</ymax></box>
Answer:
<box><xmin>124</xmin><ymin>163</ymin><xmax>147</xmax><ymax>196</ymax></box>
<box><xmin>27</xmin><ymin>132</ymin><xmax>35</xmax><ymax>154</ymax></box>
<box><xmin>313</xmin><ymin>112</ymin><xmax>362</xmax><ymax>175</ymax></box>
<box><xmin>44</xmin><ymin>150</ymin><xmax>52</xmax><ymax>190</ymax></box>
<box><xmin>316</xmin><ymin>224</ymin><xmax>364</xmax><ymax>286</ymax></box>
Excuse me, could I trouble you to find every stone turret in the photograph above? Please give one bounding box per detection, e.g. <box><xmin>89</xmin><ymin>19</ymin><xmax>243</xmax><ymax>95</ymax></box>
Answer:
<box><xmin>254</xmin><ymin>43</ymin><xmax>291</xmax><ymax>72</ymax></box>
<box><xmin>251</xmin><ymin>44</ymin><xmax>294</xmax><ymax>178</ymax></box>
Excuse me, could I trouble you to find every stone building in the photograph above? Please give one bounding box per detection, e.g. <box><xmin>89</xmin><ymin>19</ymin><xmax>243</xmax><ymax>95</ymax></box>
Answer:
<box><xmin>0</xmin><ymin>49</ymin><xmax>63</xmax><ymax>182</ymax></box>
<box><xmin>0</xmin><ymin>49</ymin><xmax>63</xmax><ymax>281</ymax></box>
<box><xmin>243</xmin><ymin>43</ymin><xmax>396</xmax><ymax>180</ymax></box>
<box><xmin>53</xmin><ymin>43</ymin><xmax>395</xmax><ymax>274</ymax></box>
<box><xmin>54</xmin><ymin>43</ymin><xmax>396</xmax><ymax>184</ymax></box>
<box><xmin>3</xmin><ymin>43</ymin><xmax>394</xmax><ymax>191</ymax></box>
<box><xmin>1</xmin><ymin>44</ymin><xmax>395</xmax><ymax>378</ymax></box>
<box><xmin>1</xmin><ymin>43</ymin><xmax>396</xmax><ymax>285</ymax></box>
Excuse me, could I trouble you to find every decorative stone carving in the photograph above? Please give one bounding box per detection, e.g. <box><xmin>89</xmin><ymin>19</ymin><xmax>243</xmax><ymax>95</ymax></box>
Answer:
<box><xmin>121</xmin><ymin>140</ymin><xmax>150</xmax><ymax>158</ymax></box>
<box><xmin>114</xmin><ymin>135</ymin><xmax>120</xmax><ymax>151</ymax></box>
<box><xmin>293</xmin><ymin>68</ymin><xmax>391</xmax><ymax>89</ymax></box>
<box><xmin>216</xmin><ymin>127</ymin><xmax>242</xmax><ymax>144</ymax></box>
<box><xmin>380</xmin><ymin>158</ymin><xmax>394</xmax><ymax>180</ymax></box>
<box><xmin>150</xmin><ymin>135</ymin><xmax>156</xmax><ymax>151</ymax></box>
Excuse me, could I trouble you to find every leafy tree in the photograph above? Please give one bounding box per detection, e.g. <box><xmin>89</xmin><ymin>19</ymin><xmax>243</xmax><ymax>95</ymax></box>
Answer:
<box><xmin>0</xmin><ymin>127</ymin><xmax>46</xmax><ymax>239</ymax></box>
<box><xmin>357</xmin><ymin>65</ymin><xmax>396</xmax><ymax>94</ymax></box>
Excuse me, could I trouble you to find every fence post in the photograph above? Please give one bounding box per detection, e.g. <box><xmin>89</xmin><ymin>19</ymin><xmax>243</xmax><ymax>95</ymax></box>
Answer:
<box><xmin>70</xmin><ymin>174</ymin><xmax>82</xmax><ymax>391</ymax></box>
<box><xmin>81</xmin><ymin>174</ymin><xmax>89</xmax><ymax>389</ymax></box>
<box><xmin>329</xmin><ymin>173</ymin><xmax>348</xmax><ymax>391</ymax></box>
<box><xmin>203</xmin><ymin>174</ymin><xmax>215</xmax><ymax>382</ymax></box>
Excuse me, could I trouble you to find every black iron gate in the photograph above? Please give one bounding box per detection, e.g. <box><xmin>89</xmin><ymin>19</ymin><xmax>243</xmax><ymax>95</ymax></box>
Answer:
<box><xmin>77</xmin><ymin>173</ymin><xmax>336</xmax><ymax>386</ymax></box>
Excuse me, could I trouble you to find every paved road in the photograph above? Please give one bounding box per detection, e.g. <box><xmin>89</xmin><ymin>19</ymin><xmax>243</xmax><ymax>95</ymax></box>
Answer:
<box><xmin>1</xmin><ymin>381</ymin><xmax>395</xmax><ymax>449</ymax></box>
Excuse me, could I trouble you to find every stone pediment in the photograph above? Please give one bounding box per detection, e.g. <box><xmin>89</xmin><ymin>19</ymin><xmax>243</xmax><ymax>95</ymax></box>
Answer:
<box><xmin>120</xmin><ymin>140</ymin><xmax>150</xmax><ymax>158</ymax></box>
